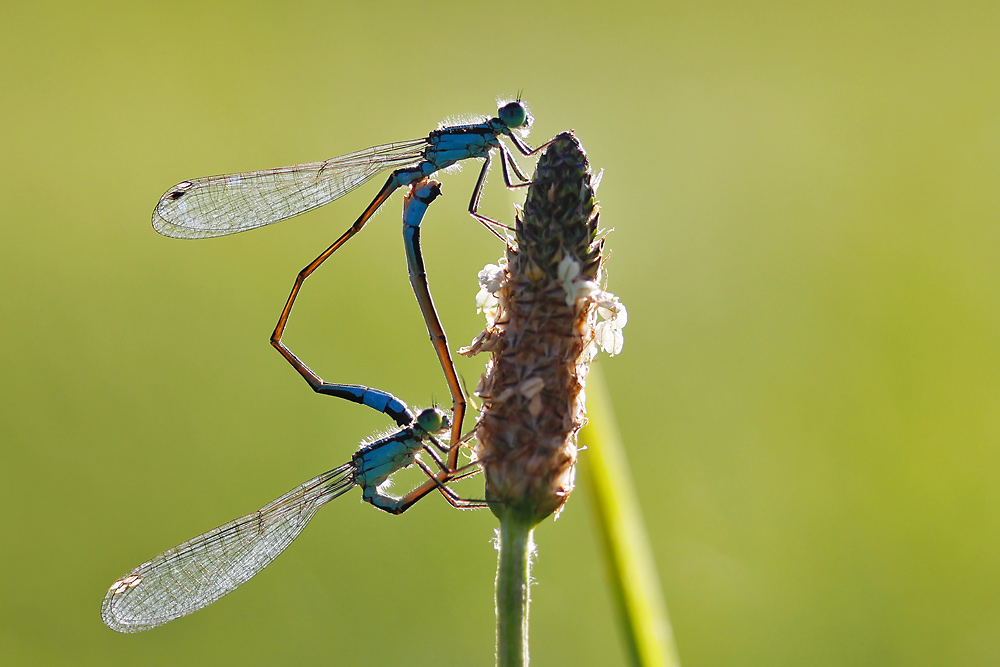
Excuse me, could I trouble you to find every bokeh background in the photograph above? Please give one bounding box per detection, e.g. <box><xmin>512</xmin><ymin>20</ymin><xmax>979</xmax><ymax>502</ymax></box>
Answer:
<box><xmin>3</xmin><ymin>1</ymin><xmax>999</xmax><ymax>665</ymax></box>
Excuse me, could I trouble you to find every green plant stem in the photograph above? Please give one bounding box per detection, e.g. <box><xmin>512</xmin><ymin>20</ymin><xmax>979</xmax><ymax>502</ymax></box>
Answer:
<box><xmin>495</xmin><ymin>511</ymin><xmax>534</xmax><ymax>667</ymax></box>
<box><xmin>581</xmin><ymin>364</ymin><xmax>681</xmax><ymax>667</ymax></box>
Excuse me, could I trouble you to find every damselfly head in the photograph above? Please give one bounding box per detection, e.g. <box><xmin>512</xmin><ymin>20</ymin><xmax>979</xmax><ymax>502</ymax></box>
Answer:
<box><xmin>415</xmin><ymin>407</ymin><xmax>450</xmax><ymax>435</ymax></box>
<box><xmin>498</xmin><ymin>100</ymin><xmax>531</xmax><ymax>130</ymax></box>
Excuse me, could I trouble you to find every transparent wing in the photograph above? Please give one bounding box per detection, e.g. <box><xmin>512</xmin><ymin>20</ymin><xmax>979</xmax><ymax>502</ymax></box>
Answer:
<box><xmin>152</xmin><ymin>138</ymin><xmax>429</xmax><ymax>239</ymax></box>
<box><xmin>102</xmin><ymin>463</ymin><xmax>356</xmax><ymax>632</ymax></box>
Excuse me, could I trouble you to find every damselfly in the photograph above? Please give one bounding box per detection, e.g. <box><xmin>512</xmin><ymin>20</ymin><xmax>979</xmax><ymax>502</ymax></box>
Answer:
<box><xmin>153</xmin><ymin>100</ymin><xmax>547</xmax><ymax>454</ymax></box>
<box><xmin>102</xmin><ymin>402</ymin><xmax>482</xmax><ymax>633</ymax></box>
<box><xmin>104</xmin><ymin>180</ymin><xmax>485</xmax><ymax>632</ymax></box>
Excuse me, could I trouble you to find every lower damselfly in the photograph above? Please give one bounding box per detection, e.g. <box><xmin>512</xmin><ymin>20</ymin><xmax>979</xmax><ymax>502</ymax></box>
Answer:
<box><xmin>102</xmin><ymin>401</ymin><xmax>482</xmax><ymax>633</ymax></box>
<box><xmin>104</xmin><ymin>180</ymin><xmax>485</xmax><ymax>633</ymax></box>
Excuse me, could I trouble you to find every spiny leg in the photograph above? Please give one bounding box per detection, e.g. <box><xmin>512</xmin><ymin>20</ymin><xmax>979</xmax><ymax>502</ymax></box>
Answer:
<box><xmin>365</xmin><ymin>439</ymin><xmax>488</xmax><ymax>514</ymax></box>
<box><xmin>412</xmin><ymin>446</ymin><xmax>485</xmax><ymax>508</ymax></box>
<box><xmin>414</xmin><ymin>432</ymin><xmax>488</xmax><ymax>507</ymax></box>
<box><xmin>468</xmin><ymin>137</ymin><xmax>557</xmax><ymax>237</ymax></box>
<box><xmin>498</xmin><ymin>143</ymin><xmax>532</xmax><ymax>187</ymax></box>
<box><xmin>412</xmin><ymin>457</ymin><xmax>491</xmax><ymax>509</ymax></box>
<box><xmin>364</xmin><ymin>473</ymin><xmax>448</xmax><ymax>515</ymax></box>
<box><xmin>415</xmin><ymin>451</ymin><xmax>484</xmax><ymax>482</ymax></box>
<box><xmin>509</xmin><ymin>130</ymin><xmax>559</xmax><ymax>158</ymax></box>
<box><xmin>419</xmin><ymin>433</ymin><xmax>481</xmax><ymax>475</ymax></box>
<box><xmin>468</xmin><ymin>154</ymin><xmax>511</xmax><ymax>240</ymax></box>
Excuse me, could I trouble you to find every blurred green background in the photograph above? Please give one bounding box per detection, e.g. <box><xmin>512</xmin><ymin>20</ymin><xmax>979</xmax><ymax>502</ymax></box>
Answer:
<box><xmin>2</xmin><ymin>1</ymin><xmax>998</xmax><ymax>665</ymax></box>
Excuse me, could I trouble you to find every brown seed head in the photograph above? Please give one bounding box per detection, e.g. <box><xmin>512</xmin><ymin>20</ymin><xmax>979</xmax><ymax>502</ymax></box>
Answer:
<box><xmin>461</xmin><ymin>132</ymin><xmax>605</xmax><ymax>524</ymax></box>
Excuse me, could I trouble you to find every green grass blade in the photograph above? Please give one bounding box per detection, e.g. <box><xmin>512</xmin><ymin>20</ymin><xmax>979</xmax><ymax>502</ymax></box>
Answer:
<box><xmin>580</xmin><ymin>364</ymin><xmax>681</xmax><ymax>667</ymax></box>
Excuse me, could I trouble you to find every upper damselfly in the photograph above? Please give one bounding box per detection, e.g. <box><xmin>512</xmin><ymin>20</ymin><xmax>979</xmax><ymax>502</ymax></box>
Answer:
<box><xmin>152</xmin><ymin>100</ymin><xmax>547</xmax><ymax>456</ymax></box>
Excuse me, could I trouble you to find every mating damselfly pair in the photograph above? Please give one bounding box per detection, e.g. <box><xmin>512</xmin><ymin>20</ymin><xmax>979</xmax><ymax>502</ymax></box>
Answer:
<box><xmin>102</xmin><ymin>101</ymin><xmax>551</xmax><ymax>632</ymax></box>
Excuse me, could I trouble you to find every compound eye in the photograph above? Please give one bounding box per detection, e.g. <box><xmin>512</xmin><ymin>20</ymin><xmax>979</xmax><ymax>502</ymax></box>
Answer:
<box><xmin>416</xmin><ymin>408</ymin><xmax>446</xmax><ymax>433</ymax></box>
<box><xmin>498</xmin><ymin>101</ymin><xmax>529</xmax><ymax>129</ymax></box>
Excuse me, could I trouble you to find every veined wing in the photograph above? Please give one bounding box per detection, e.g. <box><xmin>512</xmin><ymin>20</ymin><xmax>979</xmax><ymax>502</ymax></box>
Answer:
<box><xmin>152</xmin><ymin>138</ymin><xmax>429</xmax><ymax>239</ymax></box>
<box><xmin>102</xmin><ymin>463</ymin><xmax>355</xmax><ymax>632</ymax></box>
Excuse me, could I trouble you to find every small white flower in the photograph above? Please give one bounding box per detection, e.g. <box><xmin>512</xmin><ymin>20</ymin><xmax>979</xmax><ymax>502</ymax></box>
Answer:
<box><xmin>558</xmin><ymin>255</ymin><xmax>601</xmax><ymax>306</ymax></box>
<box><xmin>475</xmin><ymin>261</ymin><xmax>506</xmax><ymax>325</ymax></box>
<box><xmin>557</xmin><ymin>254</ymin><xmax>580</xmax><ymax>285</ymax></box>
<box><xmin>592</xmin><ymin>291</ymin><xmax>628</xmax><ymax>356</ymax></box>
<box><xmin>475</xmin><ymin>288</ymin><xmax>499</xmax><ymax>325</ymax></box>
<box><xmin>478</xmin><ymin>263</ymin><xmax>506</xmax><ymax>293</ymax></box>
